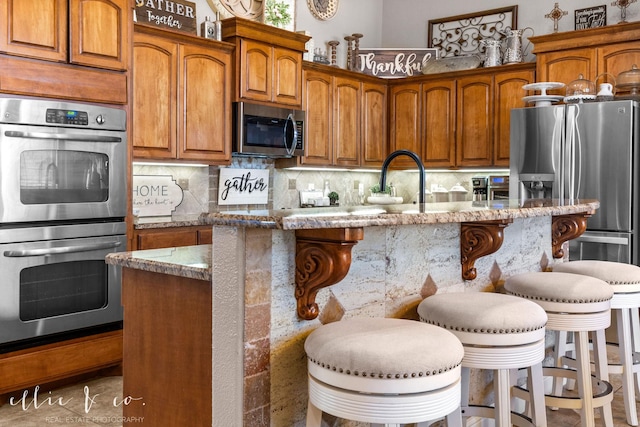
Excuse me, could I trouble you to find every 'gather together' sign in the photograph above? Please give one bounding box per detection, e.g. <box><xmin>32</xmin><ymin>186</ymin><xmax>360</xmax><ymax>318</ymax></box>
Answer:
<box><xmin>135</xmin><ymin>0</ymin><xmax>197</xmax><ymax>34</ymax></box>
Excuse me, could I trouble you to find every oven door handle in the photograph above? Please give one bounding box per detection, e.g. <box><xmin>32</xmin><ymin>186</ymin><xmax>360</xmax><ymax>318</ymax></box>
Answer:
<box><xmin>4</xmin><ymin>130</ymin><xmax>122</xmax><ymax>143</ymax></box>
<box><xmin>3</xmin><ymin>241</ymin><xmax>122</xmax><ymax>257</ymax></box>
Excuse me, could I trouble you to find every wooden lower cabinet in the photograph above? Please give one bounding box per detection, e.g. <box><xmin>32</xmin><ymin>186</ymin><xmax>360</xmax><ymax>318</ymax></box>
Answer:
<box><xmin>0</xmin><ymin>330</ymin><xmax>122</xmax><ymax>401</ymax></box>
<box><xmin>133</xmin><ymin>226</ymin><xmax>213</xmax><ymax>250</ymax></box>
<box><xmin>122</xmin><ymin>268</ymin><xmax>211</xmax><ymax>426</ymax></box>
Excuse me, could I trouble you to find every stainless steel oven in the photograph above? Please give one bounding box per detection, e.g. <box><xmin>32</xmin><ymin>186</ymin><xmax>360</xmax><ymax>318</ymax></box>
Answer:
<box><xmin>0</xmin><ymin>222</ymin><xmax>125</xmax><ymax>346</ymax></box>
<box><xmin>0</xmin><ymin>96</ymin><xmax>127</xmax><ymax>223</ymax></box>
<box><xmin>0</xmin><ymin>96</ymin><xmax>127</xmax><ymax>348</ymax></box>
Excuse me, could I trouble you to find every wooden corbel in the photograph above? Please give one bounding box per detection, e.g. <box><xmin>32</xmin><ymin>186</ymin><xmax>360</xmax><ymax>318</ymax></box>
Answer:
<box><xmin>460</xmin><ymin>219</ymin><xmax>513</xmax><ymax>280</ymax></box>
<box><xmin>551</xmin><ymin>213</ymin><xmax>591</xmax><ymax>259</ymax></box>
<box><xmin>295</xmin><ymin>228</ymin><xmax>364</xmax><ymax>320</ymax></box>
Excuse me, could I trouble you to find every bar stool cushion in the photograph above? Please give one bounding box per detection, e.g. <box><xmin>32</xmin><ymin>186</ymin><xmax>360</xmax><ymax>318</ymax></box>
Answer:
<box><xmin>553</xmin><ymin>260</ymin><xmax>640</xmax><ymax>293</ymax></box>
<box><xmin>305</xmin><ymin>317</ymin><xmax>463</xmax><ymax>382</ymax></box>
<box><xmin>417</xmin><ymin>292</ymin><xmax>547</xmax><ymax>346</ymax></box>
<box><xmin>505</xmin><ymin>272</ymin><xmax>613</xmax><ymax>313</ymax></box>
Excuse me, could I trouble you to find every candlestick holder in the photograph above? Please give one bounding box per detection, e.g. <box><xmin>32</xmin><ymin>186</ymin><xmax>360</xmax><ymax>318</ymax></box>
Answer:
<box><xmin>344</xmin><ymin>36</ymin><xmax>355</xmax><ymax>70</ymax></box>
<box><xmin>327</xmin><ymin>40</ymin><xmax>340</xmax><ymax>67</ymax></box>
<box><xmin>612</xmin><ymin>0</ymin><xmax>637</xmax><ymax>23</ymax></box>
<box><xmin>352</xmin><ymin>33</ymin><xmax>363</xmax><ymax>71</ymax></box>
<box><xmin>545</xmin><ymin>2</ymin><xmax>568</xmax><ymax>33</ymax></box>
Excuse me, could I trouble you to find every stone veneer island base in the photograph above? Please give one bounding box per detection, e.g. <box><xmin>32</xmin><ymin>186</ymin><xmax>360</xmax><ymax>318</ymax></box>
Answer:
<box><xmin>106</xmin><ymin>199</ymin><xmax>598</xmax><ymax>426</ymax></box>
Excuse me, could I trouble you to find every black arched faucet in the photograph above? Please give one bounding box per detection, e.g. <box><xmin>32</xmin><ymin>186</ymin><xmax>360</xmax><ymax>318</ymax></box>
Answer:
<box><xmin>379</xmin><ymin>149</ymin><xmax>426</xmax><ymax>204</ymax></box>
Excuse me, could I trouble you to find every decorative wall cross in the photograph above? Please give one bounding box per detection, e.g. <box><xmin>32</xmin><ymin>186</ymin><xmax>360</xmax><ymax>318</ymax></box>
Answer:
<box><xmin>545</xmin><ymin>2</ymin><xmax>568</xmax><ymax>33</ymax></box>
<box><xmin>612</xmin><ymin>0</ymin><xmax>637</xmax><ymax>23</ymax></box>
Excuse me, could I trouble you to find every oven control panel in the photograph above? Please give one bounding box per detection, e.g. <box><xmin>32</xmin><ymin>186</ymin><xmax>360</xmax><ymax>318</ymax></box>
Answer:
<box><xmin>46</xmin><ymin>108</ymin><xmax>89</xmax><ymax>126</ymax></box>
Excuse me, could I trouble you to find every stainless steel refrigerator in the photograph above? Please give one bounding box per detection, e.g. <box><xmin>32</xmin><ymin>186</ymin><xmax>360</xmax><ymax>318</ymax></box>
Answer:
<box><xmin>509</xmin><ymin>100</ymin><xmax>639</xmax><ymax>265</ymax></box>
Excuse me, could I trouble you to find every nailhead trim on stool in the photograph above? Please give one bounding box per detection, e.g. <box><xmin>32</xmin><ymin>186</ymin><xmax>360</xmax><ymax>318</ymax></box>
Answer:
<box><xmin>553</xmin><ymin>261</ymin><xmax>640</xmax><ymax>426</ymax></box>
<box><xmin>505</xmin><ymin>271</ymin><xmax>614</xmax><ymax>427</ymax></box>
<box><xmin>304</xmin><ymin>317</ymin><xmax>464</xmax><ymax>426</ymax></box>
<box><xmin>418</xmin><ymin>292</ymin><xmax>548</xmax><ymax>427</ymax></box>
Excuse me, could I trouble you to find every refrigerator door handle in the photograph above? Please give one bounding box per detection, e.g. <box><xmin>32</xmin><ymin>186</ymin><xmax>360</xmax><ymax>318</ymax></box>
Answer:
<box><xmin>574</xmin><ymin>105</ymin><xmax>582</xmax><ymax>199</ymax></box>
<box><xmin>553</xmin><ymin>108</ymin><xmax>564</xmax><ymax>200</ymax></box>
<box><xmin>576</xmin><ymin>235</ymin><xmax>629</xmax><ymax>245</ymax></box>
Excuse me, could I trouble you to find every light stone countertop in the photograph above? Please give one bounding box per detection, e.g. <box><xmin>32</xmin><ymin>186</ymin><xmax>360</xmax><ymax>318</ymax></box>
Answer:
<box><xmin>111</xmin><ymin>199</ymin><xmax>598</xmax><ymax>279</ymax></box>
<box><xmin>201</xmin><ymin>199</ymin><xmax>599</xmax><ymax>230</ymax></box>
<box><xmin>106</xmin><ymin>244</ymin><xmax>211</xmax><ymax>281</ymax></box>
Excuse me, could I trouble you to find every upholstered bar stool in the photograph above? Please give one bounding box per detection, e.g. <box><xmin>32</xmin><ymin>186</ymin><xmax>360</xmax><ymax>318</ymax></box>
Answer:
<box><xmin>505</xmin><ymin>272</ymin><xmax>614</xmax><ymax>427</ymax></box>
<box><xmin>304</xmin><ymin>317</ymin><xmax>464</xmax><ymax>427</ymax></box>
<box><xmin>553</xmin><ymin>260</ymin><xmax>640</xmax><ymax>426</ymax></box>
<box><xmin>418</xmin><ymin>292</ymin><xmax>548</xmax><ymax>427</ymax></box>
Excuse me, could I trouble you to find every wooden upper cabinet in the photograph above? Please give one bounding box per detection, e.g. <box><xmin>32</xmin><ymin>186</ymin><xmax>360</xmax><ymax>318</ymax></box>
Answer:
<box><xmin>132</xmin><ymin>33</ymin><xmax>177</xmax><ymax>159</ymax></box>
<box><xmin>456</xmin><ymin>74</ymin><xmax>492</xmax><ymax>167</ymax></box>
<box><xmin>1</xmin><ymin>0</ymin><xmax>127</xmax><ymax>71</ymax></box>
<box><xmin>238</xmin><ymin>40</ymin><xmax>302</xmax><ymax>107</ymax></box>
<box><xmin>333</xmin><ymin>76</ymin><xmax>361</xmax><ymax>167</ymax></box>
<box><xmin>361</xmin><ymin>82</ymin><xmax>388</xmax><ymax>167</ymax></box>
<box><xmin>240</xmin><ymin>39</ymin><xmax>272</xmax><ymax>103</ymax></box>
<box><xmin>0</xmin><ymin>0</ymin><xmax>68</xmax><ymax>62</ymax></box>
<box><xmin>132</xmin><ymin>27</ymin><xmax>233</xmax><ymax>164</ymax></box>
<box><xmin>274</xmin><ymin>47</ymin><xmax>303</xmax><ymax>107</ymax></box>
<box><xmin>598</xmin><ymin>41</ymin><xmax>640</xmax><ymax>79</ymax></box>
<box><xmin>532</xmin><ymin>22</ymin><xmax>640</xmax><ymax>91</ymax></box>
<box><xmin>535</xmin><ymin>48</ymin><xmax>596</xmax><ymax>94</ymax></box>
<box><xmin>222</xmin><ymin>18</ymin><xmax>309</xmax><ymax>108</ymax></box>
<box><xmin>389</xmin><ymin>83</ymin><xmax>422</xmax><ymax>168</ymax></box>
<box><xmin>301</xmin><ymin>69</ymin><xmax>332</xmax><ymax>165</ymax></box>
<box><xmin>69</xmin><ymin>0</ymin><xmax>129</xmax><ymax>70</ymax></box>
<box><xmin>494</xmin><ymin>69</ymin><xmax>534</xmax><ymax>167</ymax></box>
<box><xmin>422</xmin><ymin>80</ymin><xmax>455</xmax><ymax>168</ymax></box>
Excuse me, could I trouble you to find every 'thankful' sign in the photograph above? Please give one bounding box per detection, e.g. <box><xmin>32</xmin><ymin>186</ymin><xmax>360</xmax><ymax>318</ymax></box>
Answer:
<box><xmin>356</xmin><ymin>48</ymin><xmax>438</xmax><ymax>78</ymax></box>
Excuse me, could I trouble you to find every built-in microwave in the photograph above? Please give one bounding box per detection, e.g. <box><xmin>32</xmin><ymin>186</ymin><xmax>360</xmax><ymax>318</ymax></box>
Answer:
<box><xmin>233</xmin><ymin>102</ymin><xmax>305</xmax><ymax>158</ymax></box>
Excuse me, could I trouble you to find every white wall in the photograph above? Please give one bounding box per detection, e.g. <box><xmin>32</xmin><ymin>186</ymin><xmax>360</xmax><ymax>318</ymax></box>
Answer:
<box><xmin>380</xmin><ymin>0</ymin><xmax>639</xmax><ymax>49</ymax></box>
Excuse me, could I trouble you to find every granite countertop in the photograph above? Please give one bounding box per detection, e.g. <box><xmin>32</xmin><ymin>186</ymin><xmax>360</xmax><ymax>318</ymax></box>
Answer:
<box><xmin>133</xmin><ymin>214</ymin><xmax>204</xmax><ymax>230</ymax></box>
<box><xmin>201</xmin><ymin>199</ymin><xmax>600</xmax><ymax>230</ymax></box>
<box><xmin>106</xmin><ymin>244</ymin><xmax>211</xmax><ymax>281</ymax></box>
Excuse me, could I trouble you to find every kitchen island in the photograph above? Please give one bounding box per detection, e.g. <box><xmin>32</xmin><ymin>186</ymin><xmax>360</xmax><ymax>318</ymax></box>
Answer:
<box><xmin>106</xmin><ymin>199</ymin><xmax>598</xmax><ymax>426</ymax></box>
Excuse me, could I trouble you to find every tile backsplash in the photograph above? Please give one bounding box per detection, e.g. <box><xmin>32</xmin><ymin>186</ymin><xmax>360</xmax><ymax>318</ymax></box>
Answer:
<box><xmin>135</xmin><ymin>159</ymin><xmax>507</xmax><ymax>216</ymax></box>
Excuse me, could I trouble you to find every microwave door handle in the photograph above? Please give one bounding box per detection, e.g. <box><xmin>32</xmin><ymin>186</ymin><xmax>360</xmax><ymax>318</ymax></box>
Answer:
<box><xmin>3</xmin><ymin>241</ymin><xmax>122</xmax><ymax>257</ymax></box>
<box><xmin>283</xmin><ymin>114</ymin><xmax>297</xmax><ymax>156</ymax></box>
<box><xmin>4</xmin><ymin>130</ymin><xmax>122</xmax><ymax>143</ymax></box>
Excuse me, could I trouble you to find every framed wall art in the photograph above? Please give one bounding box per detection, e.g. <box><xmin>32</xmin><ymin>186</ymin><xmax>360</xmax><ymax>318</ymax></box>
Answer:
<box><xmin>428</xmin><ymin>6</ymin><xmax>518</xmax><ymax>58</ymax></box>
<box><xmin>575</xmin><ymin>5</ymin><xmax>606</xmax><ymax>30</ymax></box>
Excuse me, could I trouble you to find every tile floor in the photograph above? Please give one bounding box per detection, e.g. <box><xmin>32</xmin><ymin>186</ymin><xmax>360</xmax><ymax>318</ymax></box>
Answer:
<box><xmin>0</xmin><ymin>374</ymin><xmax>636</xmax><ymax>426</ymax></box>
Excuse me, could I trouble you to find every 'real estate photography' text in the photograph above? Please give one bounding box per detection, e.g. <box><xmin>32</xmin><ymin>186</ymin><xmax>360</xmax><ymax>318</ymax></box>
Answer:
<box><xmin>1</xmin><ymin>384</ymin><xmax>144</xmax><ymax>425</ymax></box>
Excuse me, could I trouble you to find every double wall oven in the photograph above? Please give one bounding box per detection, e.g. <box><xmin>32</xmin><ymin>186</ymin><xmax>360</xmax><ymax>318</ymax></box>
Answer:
<box><xmin>0</xmin><ymin>96</ymin><xmax>127</xmax><ymax>349</ymax></box>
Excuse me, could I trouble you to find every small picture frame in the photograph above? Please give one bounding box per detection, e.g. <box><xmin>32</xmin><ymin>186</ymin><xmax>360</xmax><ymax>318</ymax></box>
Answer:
<box><xmin>575</xmin><ymin>5</ymin><xmax>606</xmax><ymax>30</ymax></box>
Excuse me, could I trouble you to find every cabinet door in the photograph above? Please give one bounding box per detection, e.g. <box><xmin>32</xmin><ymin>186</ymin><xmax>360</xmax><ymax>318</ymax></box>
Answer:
<box><xmin>0</xmin><ymin>0</ymin><xmax>67</xmax><ymax>62</ymax></box>
<box><xmin>301</xmin><ymin>70</ymin><xmax>332</xmax><ymax>165</ymax></box>
<box><xmin>69</xmin><ymin>0</ymin><xmax>128</xmax><ymax>70</ymax></box>
<box><xmin>493</xmin><ymin>69</ymin><xmax>535</xmax><ymax>167</ymax></box>
<box><xmin>536</xmin><ymin>48</ymin><xmax>597</xmax><ymax>92</ymax></box>
<box><xmin>361</xmin><ymin>82</ymin><xmax>388</xmax><ymax>167</ymax></box>
<box><xmin>389</xmin><ymin>83</ymin><xmax>422</xmax><ymax>168</ymax></box>
<box><xmin>333</xmin><ymin>76</ymin><xmax>361</xmax><ymax>167</ymax></box>
<box><xmin>132</xmin><ymin>34</ymin><xmax>177</xmax><ymax>159</ymax></box>
<box><xmin>598</xmin><ymin>41</ymin><xmax>640</xmax><ymax>80</ymax></box>
<box><xmin>273</xmin><ymin>47</ymin><xmax>302</xmax><ymax>107</ymax></box>
<box><xmin>239</xmin><ymin>39</ymin><xmax>271</xmax><ymax>103</ymax></box>
<box><xmin>422</xmin><ymin>80</ymin><xmax>455</xmax><ymax>168</ymax></box>
<box><xmin>456</xmin><ymin>75</ymin><xmax>492</xmax><ymax>167</ymax></box>
<box><xmin>179</xmin><ymin>43</ymin><xmax>232</xmax><ymax>163</ymax></box>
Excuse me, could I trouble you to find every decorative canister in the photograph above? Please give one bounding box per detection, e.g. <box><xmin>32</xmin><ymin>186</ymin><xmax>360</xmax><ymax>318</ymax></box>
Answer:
<box><xmin>481</xmin><ymin>39</ymin><xmax>502</xmax><ymax>67</ymax></box>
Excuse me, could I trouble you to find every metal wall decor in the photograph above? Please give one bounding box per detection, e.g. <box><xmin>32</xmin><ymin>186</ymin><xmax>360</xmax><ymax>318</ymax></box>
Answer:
<box><xmin>428</xmin><ymin>6</ymin><xmax>517</xmax><ymax>58</ymax></box>
<box><xmin>545</xmin><ymin>3</ymin><xmax>568</xmax><ymax>33</ymax></box>
<box><xmin>307</xmin><ymin>0</ymin><xmax>339</xmax><ymax>21</ymax></box>
<box><xmin>612</xmin><ymin>0</ymin><xmax>637</xmax><ymax>23</ymax></box>
<box><xmin>206</xmin><ymin>0</ymin><xmax>263</xmax><ymax>21</ymax></box>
